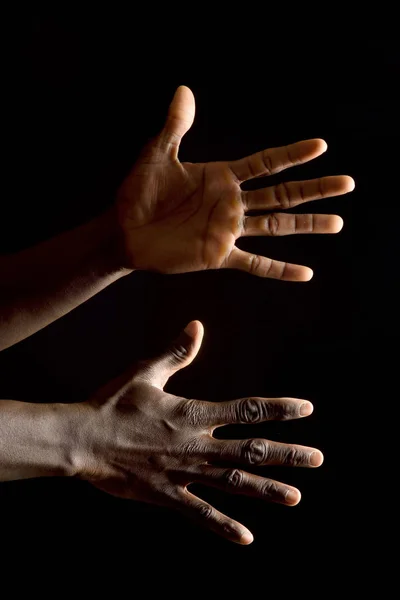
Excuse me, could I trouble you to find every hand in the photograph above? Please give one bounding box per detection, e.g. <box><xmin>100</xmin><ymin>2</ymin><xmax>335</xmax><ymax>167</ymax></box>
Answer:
<box><xmin>75</xmin><ymin>321</ymin><xmax>323</xmax><ymax>545</ymax></box>
<box><xmin>117</xmin><ymin>86</ymin><xmax>354</xmax><ymax>281</ymax></box>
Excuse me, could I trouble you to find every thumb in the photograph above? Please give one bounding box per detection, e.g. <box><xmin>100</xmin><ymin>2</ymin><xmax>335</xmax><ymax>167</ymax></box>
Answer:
<box><xmin>137</xmin><ymin>320</ymin><xmax>204</xmax><ymax>389</ymax></box>
<box><xmin>157</xmin><ymin>85</ymin><xmax>195</xmax><ymax>159</ymax></box>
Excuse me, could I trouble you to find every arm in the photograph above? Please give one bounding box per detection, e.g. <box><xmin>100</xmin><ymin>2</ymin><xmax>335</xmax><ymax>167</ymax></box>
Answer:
<box><xmin>0</xmin><ymin>399</ymin><xmax>79</xmax><ymax>481</ymax></box>
<box><xmin>0</xmin><ymin>321</ymin><xmax>323</xmax><ymax>545</ymax></box>
<box><xmin>0</xmin><ymin>207</ymin><xmax>131</xmax><ymax>351</ymax></box>
<box><xmin>1</xmin><ymin>85</ymin><xmax>354</xmax><ymax>350</ymax></box>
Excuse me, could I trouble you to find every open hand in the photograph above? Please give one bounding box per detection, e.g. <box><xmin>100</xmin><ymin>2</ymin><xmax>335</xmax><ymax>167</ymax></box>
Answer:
<box><xmin>76</xmin><ymin>321</ymin><xmax>323</xmax><ymax>544</ymax></box>
<box><xmin>117</xmin><ymin>86</ymin><xmax>354</xmax><ymax>281</ymax></box>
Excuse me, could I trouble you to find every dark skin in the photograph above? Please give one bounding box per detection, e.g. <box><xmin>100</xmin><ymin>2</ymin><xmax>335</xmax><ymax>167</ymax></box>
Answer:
<box><xmin>0</xmin><ymin>86</ymin><xmax>353</xmax><ymax>544</ymax></box>
<box><xmin>74</xmin><ymin>320</ymin><xmax>323</xmax><ymax>545</ymax></box>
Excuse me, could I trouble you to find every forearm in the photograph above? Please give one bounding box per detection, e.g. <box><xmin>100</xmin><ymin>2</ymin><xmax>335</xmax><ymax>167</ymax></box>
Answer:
<box><xmin>0</xmin><ymin>399</ymin><xmax>81</xmax><ymax>481</ymax></box>
<box><xmin>0</xmin><ymin>207</ymin><xmax>132</xmax><ymax>351</ymax></box>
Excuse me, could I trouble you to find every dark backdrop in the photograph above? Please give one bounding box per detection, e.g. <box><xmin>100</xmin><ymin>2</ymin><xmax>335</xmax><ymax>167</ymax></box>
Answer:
<box><xmin>0</xmin><ymin>15</ymin><xmax>398</xmax><ymax>580</ymax></box>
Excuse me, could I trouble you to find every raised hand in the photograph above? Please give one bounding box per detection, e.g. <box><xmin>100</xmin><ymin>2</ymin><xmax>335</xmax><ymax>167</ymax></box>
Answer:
<box><xmin>117</xmin><ymin>86</ymin><xmax>354</xmax><ymax>281</ymax></box>
<box><xmin>77</xmin><ymin>321</ymin><xmax>323</xmax><ymax>544</ymax></box>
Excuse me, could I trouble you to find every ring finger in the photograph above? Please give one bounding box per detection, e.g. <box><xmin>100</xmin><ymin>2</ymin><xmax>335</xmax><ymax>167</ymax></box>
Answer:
<box><xmin>243</xmin><ymin>175</ymin><xmax>355</xmax><ymax>211</ymax></box>
<box><xmin>190</xmin><ymin>466</ymin><xmax>301</xmax><ymax>505</ymax></box>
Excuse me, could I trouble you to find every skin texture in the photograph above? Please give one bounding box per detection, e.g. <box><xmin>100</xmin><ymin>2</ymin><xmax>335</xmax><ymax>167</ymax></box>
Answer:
<box><xmin>74</xmin><ymin>321</ymin><xmax>323</xmax><ymax>545</ymax></box>
<box><xmin>0</xmin><ymin>321</ymin><xmax>323</xmax><ymax>544</ymax></box>
<box><xmin>0</xmin><ymin>86</ymin><xmax>354</xmax><ymax>350</ymax></box>
<box><xmin>0</xmin><ymin>86</ymin><xmax>349</xmax><ymax>544</ymax></box>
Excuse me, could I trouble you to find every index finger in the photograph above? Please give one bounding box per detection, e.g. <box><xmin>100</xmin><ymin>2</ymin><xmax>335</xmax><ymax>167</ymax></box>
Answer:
<box><xmin>192</xmin><ymin>397</ymin><xmax>313</xmax><ymax>429</ymax></box>
<box><xmin>229</xmin><ymin>138</ymin><xmax>327</xmax><ymax>183</ymax></box>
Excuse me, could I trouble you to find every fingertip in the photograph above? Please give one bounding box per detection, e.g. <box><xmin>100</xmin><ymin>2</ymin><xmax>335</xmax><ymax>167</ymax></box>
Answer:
<box><xmin>300</xmin><ymin>401</ymin><xmax>314</xmax><ymax>416</ymax></box>
<box><xmin>310</xmin><ymin>451</ymin><xmax>324</xmax><ymax>467</ymax></box>
<box><xmin>301</xmin><ymin>267</ymin><xmax>314</xmax><ymax>282</ymax></box>
<box><xmin>286</xmin><ymin>489</ymin><xmax>302</xmax><ymax>506</ymax></box>
<box><xmin>315</xmin><ymin>138</ymin><xmax>328</xmax><ymax>153</ymax></box>
<box><xmin>343</xmin><ymin>175</ymin><xmax>356</xmax><ymax>192</ymax></box>
<box><xmin>239</xmin><ymin>530</ymin><xmax>254</xmax><ymax>545</ymax></box>
<box><xmin>176</xmin><ymin>84</ymin><xmax>193</xmax><ymax>94</ymax></box>
<box><xmin>173</xmin><ymin>85</ymin><xmax>195</xmax><ymax>106</ymax></box>
<box><xmin>299</xmin><ymin>138</ymin><xmax>327</xmax><ymax>158</ymax></box>
<box><xmin>331</xmin><ymin>215</ymin><xmax>344</xmax><ymax>233</ymax></box>
<box><xmin>184</xmin><ymin>320</ymin><xmax>201</xmax><ymax>338</ymax></box>
<box><xmin>285</xmin><ymin>265</ymin><xmax>314</xmax><ymax>282</ymax></box>
<box><xmin>182</xmin><ymin>320</ymin><xmax>204</xmax><ymax>361</ymax></box>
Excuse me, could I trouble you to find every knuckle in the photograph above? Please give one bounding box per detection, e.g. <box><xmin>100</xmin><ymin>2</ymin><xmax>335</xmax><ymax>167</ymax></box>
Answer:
<box><xmin>261</xmin><ymin>479</ymin><xmax>279</xmax><ymax>499</ymax></box>
<box><xmin>177</xmin><ymin>399</ymin><xmax>202</xmax><ymax>427</ymax></box>
<box><xmin>198</xmin><ymin>503</ymin><xmax>214</xmax><ymax>520</ymax></box>
<box><xmin>170</xmin><ymin>343</ymin><xmax>189</xmax><ymax>363</ymax></box>
<box><xmin>238</xmin><ymin>398</ymin><xmax>263</xmax><ymax>423</ymax></box>
<box><xmin>266</xmin><ymin>214</ymin><xmax>280</xmax><ymax>236</ymax></box>
<box><xmin>299</xmin><ymin>181</ymin><xmax>305</xmax><ymax>201</ymax></box>
<box><xmin>265</xmin><ymin>400</ymin><xmax>290</xmax><ymax>421</ymax></box>
<box><xmin>222</xmin><ymin>521</ymin><xmax>239</xmax><ymax>538</ymax></box>
<box><xmin>261</xmin><ymin>150</ymin><xmax>273</xmax><ymax>175</ymax></box>
<box><xmin>243</xmin><ymin>439</ymin><xmax>268</xmax><ymax>465</ymax></box>
<box><xmin>225</xmin><ymin>468</ymin><xmax>244</xmax><ymax>489</ymax></box>
<box><xmin>247</xmin><ymin>157</ymin><xmax>257</xmax><ymax>178</ymax></box>
<box><xmin>295</xmin><ymin>213</ymin><xmax>313</xmax><ymax>233</ymax></box>
<box><xmin>274</xmin><ymin>182</ymin><xmax>291</xmax><ymax>209</ymax></box>
<box><xmin>249</xmin><ymin>254</ymin><xmax>261</xmax><ymax>275</ymax></box>
<box><xmin>282</xmin><ymin>447</ymin><xmax>303</xmax><ymax>466</ymax></box>
<box><xmin>180</xmin><ymin>437</ymin><xmax>203</xmax><ymax>457</ymax></box>
<box><xmin>264</xmin><ymin>258</ymin><xmax>274</xmax><ymax>278</ymax></box>
<box><xmin>276</xmin><ymin>261</ymin><xmax>287</xmax><ymax>280</ymax></box>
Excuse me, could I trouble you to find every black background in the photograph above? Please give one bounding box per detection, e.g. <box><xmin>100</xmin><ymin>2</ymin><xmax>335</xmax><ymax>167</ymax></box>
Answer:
<box><xmin>0</xmin><ymin>13</ymin><xmax>398</xmax><ymax>581</ymax></box>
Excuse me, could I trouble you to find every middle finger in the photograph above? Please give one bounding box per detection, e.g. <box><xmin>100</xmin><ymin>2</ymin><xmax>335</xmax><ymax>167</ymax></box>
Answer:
<box><xmin>207</xmin><ymin>438</ymin><xmax>324</xmax><ymax>468</ymax></box>
<box><xmin>243</xmin><ymin>175</ymin><xmax>355</xmax><ymax>211</ymax></box>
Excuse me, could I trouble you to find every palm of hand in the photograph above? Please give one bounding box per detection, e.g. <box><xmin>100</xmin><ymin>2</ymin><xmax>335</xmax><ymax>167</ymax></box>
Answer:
<box><xmin>118</xmin><ymin>157</ymin><xmax>240</xmax><ymax>274</ymax></box>
<box><xmin>117</xmin><ymin>86</ymin><xmax>354</xmax><ymax>281</ymax></box>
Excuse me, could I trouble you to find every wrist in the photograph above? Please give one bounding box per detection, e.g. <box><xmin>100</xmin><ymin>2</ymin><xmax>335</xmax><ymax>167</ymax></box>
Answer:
<box><xmin>93</xmin><ymin>205</ymin><xmax>133</xmax><ymax>276</ymax></box>
<box><xmin>0</xmin><ymin>401</ymin><xmax>86</xmax><ymax>480</ymax></box>
<box><xmin>59</xmin><ymin>401</ymin><xmax>100</xmax><ymax>479</ymax></box>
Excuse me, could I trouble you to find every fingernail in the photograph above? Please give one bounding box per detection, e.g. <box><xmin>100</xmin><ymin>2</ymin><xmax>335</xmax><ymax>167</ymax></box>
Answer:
<box><xmin>240</xmin><ymin>530</ymin><xmax>254</xmax><ymax>545</ymax></box>
<box><xmin>183</xmin><ymin>321</ymin><xmax>198</xmax><ymax>337</ymax></box>
<box><xmin>303</xmin><ymin>267</ymin><xmax>313</xmax><ymax>281</ymax></box>
<box><xmin>285</xmin><ymin>489</ymin><xmax>301</xmax><ymax>505</ymax></box>
<box><xmin>309</xmin><ymin>451</ymin><xmax>324</xmax><ymax>467</ymax></box>
<box><xmin>300</xmin><ymin>402</ymin><xmax>313</xmax><ymax>416</ymax></box>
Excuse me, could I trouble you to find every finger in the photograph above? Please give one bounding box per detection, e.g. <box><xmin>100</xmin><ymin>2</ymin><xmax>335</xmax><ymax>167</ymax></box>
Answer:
<box><xmin>225</xmin><ymin>246</ymin><xmax>313</xmax><ymax>281</ymax></box>
<box><xmin>242</xmin><ymin>213</ymin><xmax>343</xmax><ymax>237</ymax></box>
<box><xmin>177</xmin><ymin>489</ymin><xmax>254</xmax><ymax>545</ymax></box>
<box><xmin>229</xmin><ymin>138</ymin><xmax>327</xmax><ymax>183</ymax></box>
<box><xmin>243</xmin><ymin>175</ymin><xmax>355</xmax><ymax>211</ymax></box>
<box><xmin>208</xmin><ymin>438</ymin><xmax>324</xmax><ymax>468</ymax></box>
<box><xmin>156</xmin><ymin>86</ymin><xmax>195</xmax><ymax>159</ymax></box>
<box><xmin>192</xmin><ymin>466</ymin><xmax>301</xmax><ymax>506</ymax></box>
<box><xmin>135</xmin><ymin>320</ymin><xmax>204</xmax><ymax>389</ymax></box>
<box><xmin>184</xmin><ymin>397</ymin><xmax>313</xmax><ymax>429</ymax></box>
